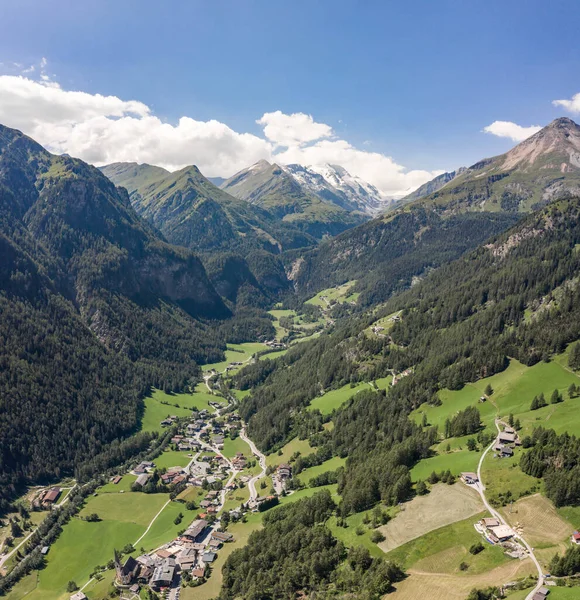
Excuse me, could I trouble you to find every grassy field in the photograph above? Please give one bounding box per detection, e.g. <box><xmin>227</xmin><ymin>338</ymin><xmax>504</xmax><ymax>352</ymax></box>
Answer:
<box><xmin>222</xmin><ymin>435</ymin><xmax>252</xmax><ymax>459</ymax></box>
<box><xmin>391</xmin><ymin>561</ymin><xmax>535</xmax><ymax>600</ymax></box>
<box><xmin>411</xmin><ymin>440</ymin><xmax>482</xmax><ymax>482</ymax></box>
<box><xmin>295</xmin><ymin>456</ymin><xmax>346</xmax><ymax>485</ymax></box>
<box><xmin>386</xmin><ymin>511</ymin><xmax>510</xmax><ymax>573</ymax></box>
<box><xmin>308</xmin><ymin>381</ymin><xmax>369</xmax><ymax>415</ymax></box>
<box><xmin>480</xmin><ymin>446</ymin><xmax>541</xmax><ymax>506</ymax></box>
<box><xmin>134</xmin><ymin>500</ymin><xmax>199</xmax><ymax>551</ymax></box>
<box><xmin>378</xmin><ymin>484</ymin><xmax>484</xmax><ymax>553</ymax></box>
<box><xmin>327</xmin><ymin>508</ymin><xmax>390</xmax><ymax>559</ymax></box>
<box><xmin>7</xmin><ymin>483</ymin><xmax>178</xmax><ymax>599</ymax></box>
<box><xmin>202</xmin><ymin>342</ymin><xmax>267</xmax><ymax>373</ymax></box>
<box><xmin>279</xmin><ymin>484</ymin><xmax>340</xmax><ymax>507</ymax></box>
<box><xmin>411</xmin><ymin>355</ymin><xmax>580</xmax><ymax>438</ymax></box>
<box><xmin>305</xmin><ymin>281</ymin><xmax>357</xmax><ymax>307</ymax></box>
<box><xmin>501</xmin><ymin>494</ymin><xmax>573</xmax><ymax>548</ymax></box>
<box><xmin>140</xmin><ymin>396</ymin><xmax>191</xmax><ymax>433</ymax></box>
<box><xmin>151</xmin><ymin>449</ymin><xmax>191</xmax><ymax>469</ymax></box>
<box><xmin>266</xmin><ymin>437</ymin><xmax>313</xmax><ymax>467</ymax></box>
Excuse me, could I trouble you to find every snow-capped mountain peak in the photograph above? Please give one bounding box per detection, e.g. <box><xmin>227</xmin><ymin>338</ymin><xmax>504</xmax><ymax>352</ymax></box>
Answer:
<box><xmin>282</xmin><ymin>163</ymin><xmax>391</xmax><ymax>214</ymax></box>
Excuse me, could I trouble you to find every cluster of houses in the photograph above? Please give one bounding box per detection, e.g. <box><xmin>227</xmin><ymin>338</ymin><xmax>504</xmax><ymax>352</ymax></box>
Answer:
<box><xmin>265</xmin><ymin>339</ymin><xmax>286</xmax><ymax>351</ymax></box>
<box><xmin>112</xmin><ymin>519</ymin><xmax>234</xmax><ymax>593</ymax></box>
<box><xmin>33</xmin><ymin>487</ymin><xmax>61</xmax><ymax>509</ymax></box>
<box><xmin>493</xmin><ymin>426</ymin><xmax>521</xmax><ymax>458</ymax></box>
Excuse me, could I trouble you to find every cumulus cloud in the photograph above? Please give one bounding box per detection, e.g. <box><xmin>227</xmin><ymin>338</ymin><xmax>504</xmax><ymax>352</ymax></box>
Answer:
<box><xmin>553</xmin><ymin>92</ymin><xmax>580</xmax><ymax>114</ymax></box>
<box><xmin>257</xmin><ymin>111</ymin><xmax>333</xmax><ymax>147</ymax></box>
<box><xmin>482</xmin><ymin>120</ymin><xmax>542</xmax><ymax>142</ymax></box>
<box><xmin>0</xmin><ymin>67</ymin><xmax>442</xmax><ymax>194</ymax></box>
<box><xmin>0</xmin><ymin>73</ymin><xmax>272</xmax><ymax>175</ymax></box>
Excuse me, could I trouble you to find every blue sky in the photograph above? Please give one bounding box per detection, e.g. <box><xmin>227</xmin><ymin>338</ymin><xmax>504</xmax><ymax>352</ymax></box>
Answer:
<box><xmin>1</xmin><ymin>0</ymin><xmax>579</xmax><ymax>195</ymax></box>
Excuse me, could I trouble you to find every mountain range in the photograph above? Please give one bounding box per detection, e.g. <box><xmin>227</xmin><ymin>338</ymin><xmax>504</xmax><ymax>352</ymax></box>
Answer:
<box><xmin>409</xmin><ymin>117</ymin><xmax>580</xmax><ymax>211</ymax></box>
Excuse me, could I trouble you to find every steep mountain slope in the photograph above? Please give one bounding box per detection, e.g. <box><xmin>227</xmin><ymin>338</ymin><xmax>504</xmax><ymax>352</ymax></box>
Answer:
<box><xmin>401</xmin><ymin>167</ymin><xmax>465</xmax><ymax>202</ymax></box>
<box><xmin>289</xmin><ymin>207</ymin><xmax>519</xmax><ymax>306</ymax></box>
<box><xmin>100</xmin><ymin>162</ymin><xmax>315</xmax><ymax>254</ymax></box>
<box><xmin>240</xmin><ymin>194</ymin><xmax>580</xmax><ymax>512</ymax></box>
<box><xmin>220</xmin><ymin>160</ymin><xmax>368</xmax><ymax>237</ymax></box>
<box><xmin>418</xmin><ymin>117</ymin><xmax>580</xmax><ymax>213</ymax></box>
<box><xmin>0</xmin><ymin>124</ymin><xmax>231</xmax><ymax>505</ymax></box>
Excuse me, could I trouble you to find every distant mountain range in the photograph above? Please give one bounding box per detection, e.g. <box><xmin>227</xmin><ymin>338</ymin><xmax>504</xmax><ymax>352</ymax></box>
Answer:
<box><xmin>289</xmin><ymin>117</ymin><xmax>580</xmax><ymax>304</ymax></box>
<box><xmin>222</xmin><ymin>160</ymin><xmax>388</xmax><ymax>215</ymax></box>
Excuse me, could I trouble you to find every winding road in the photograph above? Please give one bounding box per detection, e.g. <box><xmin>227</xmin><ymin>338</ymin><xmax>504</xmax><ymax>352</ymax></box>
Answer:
<box><xmin>475</xmin><ymin>419</ymin><xmax>544</xmax><ymax>600</ymax></box>
<box><xmin>239</xmin><ymin>427</ymin><xmax>267</xmax><ymax>501</ymax></box>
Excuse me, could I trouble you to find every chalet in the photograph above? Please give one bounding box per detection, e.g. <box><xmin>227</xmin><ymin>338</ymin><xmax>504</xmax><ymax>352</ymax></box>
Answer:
<box><xmin>70</xmin><ymin>593</ymin><xmax>88</xmax><ymax>600</ymax></box>
<box><xmin>498</xmin><ymin>431</ymin><xmax>517</xmax><ymax>444</ymax></box>
<box><xmin>202</xmin><ymin>551</ymin><xmax>217</xmax><ymax>563</ymax></box>
<box><xmin>460</xmin><ymin>472</ymin><xmax>478</xmax><ymax>484</ymax></box>
<box><xmin>42</xmin><ymin>487</ymin><xmax>61</xmax><ymax>507</ymax></box>
<box><xmin>192</xmin><ymin>566</ymin><xmax>206</xmax><ymax>579</ymax></box>
<box><xmin>278</xmin><ymin>463</ymin><xmax>292</xmax><ymax>479</ymax></box>
<box><xmin>200</xmin><ymin>500</ymin><xmax>211</xmax><ymax>508</ymax></box>
<box><xmin>183</xmin><ymin>519</ymin><xmax>208</xmax><ymax>542</ymax></box>
<box><xmin>206</xmin><ymin>490</ymin><xmax>219</xmax><ymax>499</ymax></box>
<box><xmin>572</xmin><ymin>531</ymin><xmax>580</xmax><ymax>545</ymax></box>
<box><xmin>479</xmin><ymin>396</ymin><xmax>487</xmax><ymax>403</ymax></box>
<box><xmin>171</xmin><ymin>435</ymin><xmax>184</xmax><ymax>444</ymax></box>
<box><xmin>111</xmin><ymin>475</ymin><xmax>122</xmax><ymax>485</ymax></box>
<box><xmin>172</xmin><ymin>475</ymin><xmax>186</xmax><ymax>486</ymax></box>
<box><xmin>504</xmin><ymin>427</ymin><xmax>516</xmax><ymax>435</ymax></box>
<box><xmin>150</xmin><ymin>558</ymin><xmax>176</xmax><ymax>590</ymax></box>
<box><xmin>155</xmin><ymin>549</ymin><xmax>172</xmax><ymax>559</ymax></box>
<box><xmin>135</xmin><ymin>473</ymin><xmax>150</xmax><ymax>487</ymax></box>
<box><xmin>532</xmin><ymin>588</ymin><xmax>550</xmax><ymax>600</ymax></box>
<box><xmin>209</xmin><ymin>538</ymin><xmax>222</xmax><ymax>549</ymax></box>
<box><xmin>41</xmin><ymin>546</ymin><xmax>50</xmax><ymax>555</ymax></box>
<box><xmin>489</xmin><ymin>524</ymin><xmax>514</xmax><ymax>542</ymax></box>
<box><xmin>481</xmin><ymin>517</ymin><xmax>500</xmax><ymax>528</ymax></box>
<box><xmin>500</xmin><ymin>446</ymin><xmax>514</xmax><ymax>458</ymax></box>
<box><xmin>207</xmin><ymin>506</ymin><xmax>218</xmax><ymax>514</ymax></box>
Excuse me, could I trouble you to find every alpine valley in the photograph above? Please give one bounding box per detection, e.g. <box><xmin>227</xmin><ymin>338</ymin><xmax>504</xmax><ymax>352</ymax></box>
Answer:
<box><xmin>5</xmin><ymin>117</ymin><xmax>580</xmax><ymax>600</ymax></box>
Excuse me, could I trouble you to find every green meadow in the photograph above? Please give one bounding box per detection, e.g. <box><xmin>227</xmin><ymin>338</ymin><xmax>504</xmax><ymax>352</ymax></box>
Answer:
<box><xmin>385</xmin><ymin>512</ymin><xmax>507</xmax><ymax>574</ymax></box>
<box><xmin>266</xmin><ymin>436</ymin><xmax>313</xmax><ymax>467</ymax></box>
<box><xmin>308</xmin><ymin>381</ymin><xmax>369</xmax><ymax>415</ymax></box>
<box><xmin>296</xmin><ymin>456</ymin><xmax>346</xmax><ymax>484</ymax></box>
<box><xmin>305</xmin><ymin>281</ymin><xmax>357</xmax><ymax>307</ymax></box>
<box><xmin>222</xmin><ymin>435</ymin><xmax>252</xmax><ymax>459</ymax></box>
<box><xmin>10</xmin><ymin>488</ymin><xmax>170</xmax><ymax>599</ymax></box>
<box><xmin>202</xmin><ymin>342</ymin><xmax>267</xmax><ymax>373</ymax></box>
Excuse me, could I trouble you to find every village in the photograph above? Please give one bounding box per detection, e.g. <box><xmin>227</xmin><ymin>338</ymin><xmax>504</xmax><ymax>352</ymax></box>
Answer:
<box><xmin>67</xmin><ymin>397</ymin><xmax>294</xmax><ymax>600</ymax></box>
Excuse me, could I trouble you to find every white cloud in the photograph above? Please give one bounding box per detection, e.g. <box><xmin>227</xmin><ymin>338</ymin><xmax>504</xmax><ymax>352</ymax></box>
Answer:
<box><xmin>257</xmin><ymin>111</ymin><xmax>333</xmax><ymax>147</ymax></box>
<box><xmin>0</xmin><ymin>74</ymin><xmax>272</xmax><ymax>176</ymax></box>
<box><xmin>0</xmin><ymin>70</ymin><xmax>442</xmax><ymax>194</ymax></box>
<box><xmin>482</xmin><ymin>120</ymin><xmax>542</xmax><ymax>142</ymax></box>
<box><xmin>553</xmin><ymin>92</ymin><xmax>580</xmax><ymax>114</ymax></box>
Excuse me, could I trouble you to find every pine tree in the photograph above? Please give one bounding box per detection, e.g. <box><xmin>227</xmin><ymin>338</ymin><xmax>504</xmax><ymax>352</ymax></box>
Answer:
<box><xmin>569</xmin><ymin>343</ymin><xmax>580</xmax><ymax>370</ymax></box>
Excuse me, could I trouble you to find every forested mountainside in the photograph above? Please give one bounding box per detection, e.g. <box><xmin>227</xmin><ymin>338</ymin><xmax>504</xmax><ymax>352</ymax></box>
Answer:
<box><xmin>415</xmin><ymin>117</ymin><xmax>580</xmax><ymax>213</ymax></box>
<box><xmin>289</xmin><ymin>208</ymin><xmax>519</xmax><ymax>305</ymax></box>
<box><xmin>219</xmin><ymin>160</ymin><xmax>369</xmax><ymax>237</ymax></box>
<box><xmin>100</xmin><ymin>162</ymin><xmax>305</xmax><ymax>307</ymax></box>
<box><xmin>240</xmin><ymin>195</ymin><xmax>580</xmax><ymax>513</ymax></box>
<box><xmin>0</xmin><ymin>124</ymin><xmax>260</xmax><ymax>509</ymax></box>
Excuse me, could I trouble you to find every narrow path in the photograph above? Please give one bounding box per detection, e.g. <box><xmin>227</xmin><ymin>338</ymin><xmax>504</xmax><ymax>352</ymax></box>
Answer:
<box><xmin>474</xmin><ymin>419</ymin><xmax>544</xmax><ymax>600</ymax></box>
<box><xmin>133</xmin><ymin>499</ymin><xmax>171</xmax><ymax>548</ymax></box>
